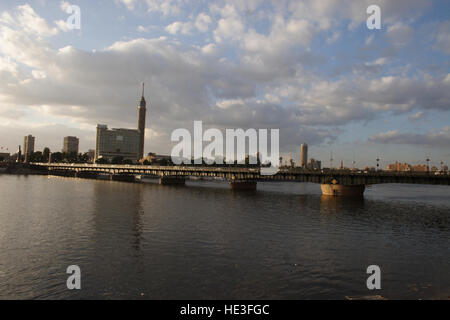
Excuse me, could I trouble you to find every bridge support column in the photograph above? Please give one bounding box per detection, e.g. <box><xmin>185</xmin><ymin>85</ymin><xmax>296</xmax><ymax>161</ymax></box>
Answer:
<box><xmin>230</xmin><ymin>180</ymin><xmax>257</xmax><ymax>191</ymax></box>
<box><xmin>111</xmin><ymin>174</ymin><xmax>136</xmax><ymax>182</ymax></box>
<box><xmin>76</xmin><ymin>171</ymin><xmax>98</xmax><ymax>179</ymax></box>
<box><xmin>321</xmin><ymin>184</ymin><xmax>365</xmax><ymax>197</ymax></box>
<box><xmin>159</xmin><ymin>176</ymin><xmax>186</xmax><ymax>185</ymax></box>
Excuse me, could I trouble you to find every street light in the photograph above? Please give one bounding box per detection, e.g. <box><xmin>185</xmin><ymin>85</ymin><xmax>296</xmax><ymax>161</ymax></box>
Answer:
<box><xmin>330</xmin><ymin>151</ymin><xmax>333</xmax><ymax>170</ymax></box>
<box><xmin>376</xmin><ymin>158</ymin><xmax>380</xmax><ymax>171</ymax></box>
<box><xmin>426</xmin><ymin>158</ymin><xmax>430</xmax><ymax>173</ymax></box>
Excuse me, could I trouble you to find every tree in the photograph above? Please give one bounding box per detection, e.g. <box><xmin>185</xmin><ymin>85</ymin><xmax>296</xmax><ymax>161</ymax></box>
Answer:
<box><xmin>43</xmin><ymin>148</ymin><xmax>50</xmax><ymax>162</ymax></box>
<box><xmin>96</xmin><ymin>157</ymin><xmax>108</xmax><ymax>164</ymax></box>
<box><xmin>78</xmin><ymin>153</ymin><xmax>90</xmax><ymax>163</ymax></box>
<box><xmin>111</xmin><ymin>156</ymin><xmax>124</xmax><ymax>164</ymax></box>
<box><xmin>52</xmin><ymin>152</ymin><xmax>63</xmax><ymax>163</ymax></box>
<box><xmin>29</xmin><ymin>151</ymin><xmax>43</xmax><ymax>162</ymax></box>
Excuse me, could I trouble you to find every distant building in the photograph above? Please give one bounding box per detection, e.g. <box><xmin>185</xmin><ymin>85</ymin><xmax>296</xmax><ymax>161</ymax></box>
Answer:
<box><xmin>307</xmin><ymin>158</ymin><xmax>321</xmax><ymax>170</ymax></box>
<box><xmin>95</xmin><ymin>125</ymin><xmax>140</xmax><ymax>163</ymax></box>
<box><xmin>140</xmin><ymin>153</ymin><xmax>172</xmax><ymax>165</ymax></box>
<box><xmin>300</xmin><ymin>143</ymin><xmax>308</xmax><ymax>168</ymax></box>
<box><xmin>87</xmin><ymin>149</ymin><xmax>95</xmax><ymax>163</ymax></box>
<box><xmin>94</xmin><ymin>85</ymin><xmax>148</xmax><ymax>163</ymax></box>
<box><xmin>412</xmin><ymin>164</ymin><xmax>428</xmax><ymax>172</ymax></box>
<box><xmin>138</xmin><ymin>83</ymin><xmax>147</xmax><ymax>160</ymax></box>
<box><xmin>0</xmin><ymin>153</ymin><xmax>10</xmax><ymax>162</ymax></box>
<box><xmin>63</xmin><ymin>136</ymin><xmax>79</xmax><ymax>154</ymax></box>
<box><xmin>23</xmin><ymin>135</ymin><xmax>35</xmax><ymax>162</ymax></box>
<box><xmin>386</xmin><ymin>162</ymin><xmax>412</xmax><ymax>172</ymax></box>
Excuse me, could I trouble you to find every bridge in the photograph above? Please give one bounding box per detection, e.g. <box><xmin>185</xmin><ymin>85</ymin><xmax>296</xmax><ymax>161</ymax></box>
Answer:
<box><xmin>29</xmin><ymin>163</ymin><xmax>450</xmax><ymax>197</ymax></box>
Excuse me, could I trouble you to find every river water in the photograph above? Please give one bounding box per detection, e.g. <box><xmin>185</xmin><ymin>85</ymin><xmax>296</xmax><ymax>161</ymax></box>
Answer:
<box><xmin>0</xmin><ymin>174</ymin><xmax>449</xmax><ymax>299</ymax></box>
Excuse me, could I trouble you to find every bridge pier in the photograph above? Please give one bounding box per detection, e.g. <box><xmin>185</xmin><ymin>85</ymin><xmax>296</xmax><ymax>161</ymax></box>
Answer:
<box><xmin>111</xmin><ymin>174</ymin><xmax>136</xmax><ymax>182</ymax></box>
<box><xmin>321</xmin><ymin>184</ymin><xmax>365</xmax><ymax>197</ymax></box>
<box><xmin>75</xmin><ymin>171</ymin><xmax>98</xmax><ymax>179</ymax></box>
<box><xmin>230</xmin><ymin>180</ymin><xmax>257</xmax><ymax>191</ymax></box>
<box><xmin>159</xmin><ymin>176</ymin><xmax>186</xmax><ymax>185</ymax></box>
<box><xmin>49</xmin><ymin>170</ymin><xmax>76</xmax><ymax>177</ymax></box>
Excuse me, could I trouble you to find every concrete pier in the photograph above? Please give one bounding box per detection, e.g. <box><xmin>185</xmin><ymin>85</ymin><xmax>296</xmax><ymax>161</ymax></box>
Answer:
<box><xmin>50</xmin><ymin>170</ymin><xmax>76</xmax><ymax>177</ymax></box>
<box><xmin>75</xmin><ymin>171</ymin><xmax>98</xmax><ymax>179</ymax></box>
<box><xmin>111</xmin><ymin>174</ymin><xmax>136</xmax><ymax>182</ymax></box>
<box><xmin>159</xmin><ymin>176</ymin><xmax>186</xmax><ymax>185</ymax></box>
<box><xmin>230</xmin><ymin>180</ymin><xmax>257</xmax><ymax>191</ymax></box>
<box><xmin>321</xmin><ymin>184</ymin><xmax>365</xmax><ymax>197</ymax></box>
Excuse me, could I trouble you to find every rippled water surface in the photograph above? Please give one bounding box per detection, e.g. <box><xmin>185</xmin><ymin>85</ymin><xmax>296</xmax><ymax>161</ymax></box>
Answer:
<box><xmin>0</xmin><ymin>175</ymin><xmax>449</xmax><ymax>299</ymax></box>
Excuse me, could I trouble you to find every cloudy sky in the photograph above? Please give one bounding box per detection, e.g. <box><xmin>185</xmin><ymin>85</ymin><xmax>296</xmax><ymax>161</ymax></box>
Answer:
<box><xmin>0</xmin><ymin>0</ymin><xmax>449</xmax><ymax>168</ymax></box>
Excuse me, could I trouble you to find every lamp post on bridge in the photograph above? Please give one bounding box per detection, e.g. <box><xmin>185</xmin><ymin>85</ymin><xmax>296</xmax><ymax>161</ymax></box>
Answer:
<box><xmin>426</xmin><ymin>158</ymin><xmax>430</xmax><ymax>173</ymax></box>
<box><xmin>376</xmin><ymin>158</ymin><xmax>380</xmax><ymax>172</ymax></box>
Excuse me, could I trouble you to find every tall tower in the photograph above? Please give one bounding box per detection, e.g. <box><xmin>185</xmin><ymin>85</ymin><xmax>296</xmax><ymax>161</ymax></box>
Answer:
<box><xmin>138</xmin><ymin>83</ymin><xmax>147</xmax><ymax>160</ymax></box>
<box><xmin>300</xmin><ymin>143</ymin><xmax>308</xmax><ymax>168</ymax></box>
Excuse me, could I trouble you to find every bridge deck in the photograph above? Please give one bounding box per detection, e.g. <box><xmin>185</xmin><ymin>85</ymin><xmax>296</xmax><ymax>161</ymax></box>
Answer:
<box><xmin>30</xmin><ymin>163</ymin><xmax>450</xmax><ymax>186</ymax></box>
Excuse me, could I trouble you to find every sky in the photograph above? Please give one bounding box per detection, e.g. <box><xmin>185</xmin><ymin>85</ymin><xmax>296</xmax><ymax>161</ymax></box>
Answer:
<box><xmin>0</xmin><ymin>0</ymin><xmax>449</xmax><ymax>168</ymax></box>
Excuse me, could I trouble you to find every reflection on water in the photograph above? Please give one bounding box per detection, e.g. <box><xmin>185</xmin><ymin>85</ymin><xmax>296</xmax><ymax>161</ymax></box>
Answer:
<box><xmin>319</xmin><ymin>195</ymin><xmax>365</xmax><ymax>214</ymax></box>
<box><xmin>0</xmin><ymin>175</ymin><xmax>449</xmax><ymax>299</ymax></box>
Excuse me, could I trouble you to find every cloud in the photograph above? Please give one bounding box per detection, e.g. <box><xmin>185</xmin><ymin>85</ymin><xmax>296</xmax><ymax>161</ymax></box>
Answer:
<box><xmin>213</xmin><ymin>4</ymin><xmax>245</xmax><ymax>43</ymax></box>
<box><xmin>387</xmin><ymin>23</ymin><xmax>414</xmax><ymax>48</ymax></box>
<box><xmin>369</xmin><ymin>127</ymin><xmax>450</xmax><ymax>148</ymax></box>
<box><xmin>120</xmin><ymin>0</ymin><xmax>184</xmax><ymax>16</ymax></box>
<box><xmin>195</xmin><ymin>13</ymin><xmax>212</xmax><ymax>33</ymax></box>
<box><xmin>408</xmin><ymin>111</ymin><xmax>425</xmax><ymax>121</ymax></box>
<box><xmin>2</xmin><ymin>4</ymin><xmax>59</xmax><ymax>36</ymax></box>
<box><xmin>435</xmin><ymin>21</ymin><xmax>450</xmax><ymax>54</ymax></box>
<box><xmin>60</xmin><ymin>1</ymin><xmax>71</xmax><ymax>12</ymax></box>
<box><xmin>165</xmin><ymin>21</ymin><xmax>193</xmax><ymax>35</ymax></box>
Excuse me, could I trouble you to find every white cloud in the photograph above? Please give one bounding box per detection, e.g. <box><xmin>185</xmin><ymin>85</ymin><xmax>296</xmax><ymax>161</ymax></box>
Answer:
<box><xmin>165</xmin><ymin>21</ymin><xmax>193</xmax><ymax>35</ymax></box>
<box><xmin>7</xmin><ymin>4</ymin><xmax>59</xmax><ymax>36</ymax></box>
<box><xmin>387</xmin><ymin>23</ymin><xmax>414</xmax><ymax>48</ymax></box>
<box><xmin>213</xmin><ymin>5</ymin><xmax>245</xmax><ymax>43</ymax></box>
<box><xmin>195</xmin><ymin>13</ymin><xmax>212</xmax><ymax>33</ymax></box>
<box><xmin>408</xmin><ymin>111</ymin><xmax>425</xmax><ymax>121</ymax></box>
<box><xmin>369</xmin><ymin>127</ymin><xmax>450</xmax><ymax>147</ymax></box>
<box><xmin>55</xmin><ymin>19</ymin><xmax>71</xmax><ymax>32</ymax></box>
<box><xmin>201</xmin><ymin>43</ymin><xmax>217</xmax><ymax>55</ymax></box>
<box><xmin>120</xmin><ymin>0</ymin><xmax>184</xmax><ymax>16</ymax></box>
<box><xmin>60</xmin><ymin>1</ymin><xmax>71</xmax><ymax>12</ymax></box>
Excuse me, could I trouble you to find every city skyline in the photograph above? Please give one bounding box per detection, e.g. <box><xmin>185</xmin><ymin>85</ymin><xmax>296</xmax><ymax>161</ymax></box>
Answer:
<box><xmin>0</xmin><ymin>1</ymin><xmax>449</xmax><ymax>168</ymax></box>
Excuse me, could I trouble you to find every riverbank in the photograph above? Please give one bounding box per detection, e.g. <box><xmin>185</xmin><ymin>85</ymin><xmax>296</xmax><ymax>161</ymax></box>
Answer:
<box><xmin>1</xmin><ymin>164</ymin><xmax>47</xmax><ymax>175</ymax></box>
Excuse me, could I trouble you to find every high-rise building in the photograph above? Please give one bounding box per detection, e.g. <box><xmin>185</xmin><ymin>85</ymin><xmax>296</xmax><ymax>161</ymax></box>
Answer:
<box><xmin>23</xmin><ymin>135</ymin><xmax>35</xmax><ymax>162</ymax></box>
<box><xmin>138</xmin><ymin>83</ymin><xmax>147</xmax><ymax>160</ymax></box>
<box><xmin>95</xmin><ymin>86</ymin><xmax>148</xmax><ymax>163</ymax></box>
<box><xmin>95</xmin><ymin>125</ymin><xmax>140</xmax><ymax>162</ymax></box>
<box><xmin>307</xmin><ymin>158</ymin><xmax>322</xmax><ymax>170</ymax></box>
<box><xmin>300</xmin><ymin>143</ymin><xmax>308</xmax><ymax>168</ymax></box>
<box><xmin>63</xmin><ymin>136</ymin><xmax>79</xmax><ymax>154</ymax></box>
